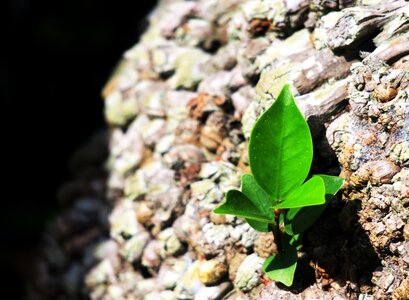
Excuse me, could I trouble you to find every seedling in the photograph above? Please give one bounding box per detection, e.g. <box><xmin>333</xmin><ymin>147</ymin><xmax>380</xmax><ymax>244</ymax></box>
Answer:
<box><xmin>214</xmin><ymin>84</ymin><xmax>343</xmax><ymax>286</ymax></box>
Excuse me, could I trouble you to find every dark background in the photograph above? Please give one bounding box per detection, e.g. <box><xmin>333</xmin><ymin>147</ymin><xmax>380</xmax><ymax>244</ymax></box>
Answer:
<box><xmin>3</xmin><ymin>0</ymin><xmax>157</xmax><ymax>297</ymax></box>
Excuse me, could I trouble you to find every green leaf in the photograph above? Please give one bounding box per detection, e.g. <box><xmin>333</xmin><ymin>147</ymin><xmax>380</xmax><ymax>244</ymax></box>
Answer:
<box><xmin>285</xmin><ymin>206</ymin><xmax>324</xmax><ymax>236</ymax></box>
<box><xmin>316</xmin><ymin>174</ymin><xmax>344</xmax><ymax>195</ymax></box>
<box><xmin>241</xmin><ymin>174</ymin><xmax>276</xmax><ymax>217</ymax></box>
<box><xmin>262</xmin><ymin>243</ymin><xmax>298</xmax><ymax>287</ymax></box>
<box><xmin>246</xmin><ymin>219</ymin><xmax>270</xmax><ymax>232</ymax></box>
<box><xmin>274</xmin><ymin>176</ymin><xmax>326</xmax><ymax>209</ymax></box>
<box><xmin>214</xmin><ymin>190</ymin><xmax>273</xmax><ymax>223</ymax></box>
<box><xmin>284</xmin><ymin>175</ymin><xmax>344</xmax><ymax>235</ymax></box>
<box><xmin>249</xmin><ymin>84</ymin><xmax>313</xmax><ymax>201</ymax></box>
<box><xmin>241</xmin><ymin>174</ymin><xmax>276</xmax><ymax>232</ymax></box>
<box><xmin>214</xmin><ymin>175</ymin><xmax>276</xmax><ymax>232</ymax></box>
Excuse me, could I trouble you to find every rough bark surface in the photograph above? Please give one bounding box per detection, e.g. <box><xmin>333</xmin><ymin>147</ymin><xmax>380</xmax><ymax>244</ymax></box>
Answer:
<box><xmin>27</xmin><ymin>0</ymin><xmax>409</xmax><ymax>299</ymax></box>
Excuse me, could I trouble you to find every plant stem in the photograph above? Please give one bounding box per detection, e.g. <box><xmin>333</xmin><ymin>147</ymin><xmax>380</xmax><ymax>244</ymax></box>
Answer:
<box><xmin>273</xmin><ymin>209</ymin><xmax>282</xmax><ymax>253</ymax></box>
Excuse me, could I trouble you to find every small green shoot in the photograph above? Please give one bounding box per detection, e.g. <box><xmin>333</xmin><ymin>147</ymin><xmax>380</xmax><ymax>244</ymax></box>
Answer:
<box><xmin>214</xmin><ymin>84</ymin><xmax>343</xmax><ymax>287</ymax></box>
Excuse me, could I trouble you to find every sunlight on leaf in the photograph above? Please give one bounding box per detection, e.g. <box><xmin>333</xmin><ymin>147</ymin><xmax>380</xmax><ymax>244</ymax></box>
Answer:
<box><xmin>214</xmin><ymin>190</ymin><xmax>273</xmax><ymax>223</ymax></box>
<box><xmin>274</xmin><ymin>176</ymin><xmax>326</xmax><ymax>209</ymax></box>
<box><xmin>249</xmin><ymin>84</ymin><xmax>313</xmax><ymax>200</ymax></box>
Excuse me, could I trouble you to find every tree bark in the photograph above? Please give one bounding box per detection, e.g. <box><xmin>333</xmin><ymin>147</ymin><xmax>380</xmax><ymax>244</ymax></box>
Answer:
<box><xmin>27</xmin><ymin>0</ymin><xmax>409</xmax><ymax>299</ymax></box>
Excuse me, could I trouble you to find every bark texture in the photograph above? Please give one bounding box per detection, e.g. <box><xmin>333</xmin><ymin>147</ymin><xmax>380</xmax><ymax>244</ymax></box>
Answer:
<box><xmin>27</xmin><ymin>0</ymin><xmax>409</xmax><ymax>299</ymax></box>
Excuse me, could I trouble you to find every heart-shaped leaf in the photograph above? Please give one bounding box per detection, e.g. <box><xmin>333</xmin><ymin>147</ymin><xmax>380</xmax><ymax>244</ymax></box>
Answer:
<box><xmin>214</xmin><ymin>190</ymin><xmax>273</xmax><ymax>223</ymax></box>
<box><xmin>262</xmin><ymin>243</ymin><xmax>298</xmax><ymax>287</ymax></box>
<box><xmin>284</xmin><ymin>175</ymin><xmax>344</xmax><ymax>235</ymax></box>
<box><xmin>274</xmin><ymin>176</ymin><xmax>326</xmax><ymax>209</ymax></box>
<box><xmin>249</xmin><ymin>84</ymin><xmax>312</xmax><ymax>201</ymax></box>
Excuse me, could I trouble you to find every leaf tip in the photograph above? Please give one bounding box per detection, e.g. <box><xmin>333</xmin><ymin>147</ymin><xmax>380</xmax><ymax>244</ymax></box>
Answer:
<box><xmin>213</xmin><ymin>205</ymin><xmax>223</xmax><ymax>214</ymax></box>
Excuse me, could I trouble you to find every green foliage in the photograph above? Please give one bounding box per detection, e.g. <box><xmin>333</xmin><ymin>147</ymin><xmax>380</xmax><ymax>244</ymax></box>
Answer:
<box><xmin>248</xmin><ymin>84</ymin><xmax>313</xmax><ymax>200</ymax></box>
<box><xmin>215</xmin><ymin>190</ymin><xmax>274</xmax><ymax>223</ymax></box>
<box><xmin>214</xmin><ymin>84</ymin><xmax>343</xmax><ymax>286</ymax></box>
<box><xmin>262</xmin><ymin>242</ymin><xmax>297</xmax><ymax>287</ymax></box>
<box><xmin>284</xmin><ymin>175</ymin><xmax>343</xmax><ymax>235</ymax></box>
<box><xmin>273</xmin><ymin>176</ymin><xmax>326</xmax><ymax>209</ymax></box>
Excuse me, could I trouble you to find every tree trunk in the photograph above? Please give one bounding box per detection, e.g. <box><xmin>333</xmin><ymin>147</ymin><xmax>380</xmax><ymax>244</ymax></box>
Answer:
<box><xmin>27</xmin><ymin>0</ymin><xmax>409</xmax><ymax>299</ymax></box>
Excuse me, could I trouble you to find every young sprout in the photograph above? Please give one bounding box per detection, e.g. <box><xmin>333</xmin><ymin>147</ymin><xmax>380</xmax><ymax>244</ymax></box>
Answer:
<box><xmin>214</xmin><ymin>84</ymin><xmax>343</xmax><ymax>286</ymax></box>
